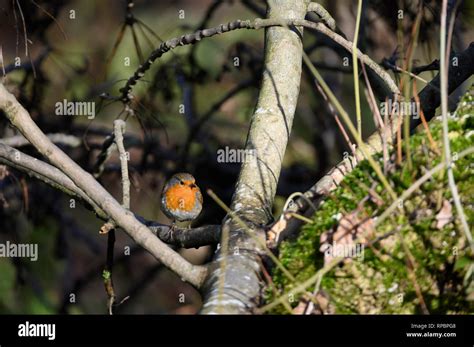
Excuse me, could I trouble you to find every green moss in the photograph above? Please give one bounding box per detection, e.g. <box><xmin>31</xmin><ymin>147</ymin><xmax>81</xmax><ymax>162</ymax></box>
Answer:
<box><xmin>268</xmin><ymin>87</ymin><xmax>474</xmax><ymax>314</ymax></box>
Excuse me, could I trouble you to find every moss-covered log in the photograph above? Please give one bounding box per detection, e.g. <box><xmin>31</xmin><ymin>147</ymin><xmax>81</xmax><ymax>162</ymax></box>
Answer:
<box><xmin>269</xmin><ymin>87</ymin><xmax>474</xmax><ymax>314</ymax></box>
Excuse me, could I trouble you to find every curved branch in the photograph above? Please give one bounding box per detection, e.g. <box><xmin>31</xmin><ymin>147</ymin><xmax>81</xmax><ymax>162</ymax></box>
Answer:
<box><xmin>292</xmin><ymin>18</ymin><xmax>399</xmax><ymax>95</ymax></box>
<box><xmin>119</xmin><ymin>16</ymin><xmax>399</xmax><ymax>103</ymax></box>
<box><xmin>119</xmin><ymin>19</ymin><xmax>256</xmax><ymax>102</ymax></box>
<box><xmin>307</xmin><ymin>2</ymin><xmax>336</xmax><ymax>31</ymax></box>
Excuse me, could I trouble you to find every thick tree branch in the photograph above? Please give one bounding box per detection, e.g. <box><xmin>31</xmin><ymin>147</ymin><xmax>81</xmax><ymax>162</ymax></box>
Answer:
<box><xmin>200</xmin><ymin>0</ymin><xmax>311</xmax><ymax>314</ymax></box>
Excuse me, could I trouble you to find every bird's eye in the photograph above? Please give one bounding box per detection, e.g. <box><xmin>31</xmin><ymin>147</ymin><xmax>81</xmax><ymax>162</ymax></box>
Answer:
<box><xmin>179</xmin><ymin>180</ymin><xmax>184</xmax><ymax>185</ymax></box>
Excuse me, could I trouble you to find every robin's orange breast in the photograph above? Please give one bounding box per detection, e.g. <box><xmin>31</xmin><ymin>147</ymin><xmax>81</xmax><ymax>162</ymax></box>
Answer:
<box><xmin>164</xmin><ymin>184</ymin><xmax>198</xmax><ymax>212</ymax></box>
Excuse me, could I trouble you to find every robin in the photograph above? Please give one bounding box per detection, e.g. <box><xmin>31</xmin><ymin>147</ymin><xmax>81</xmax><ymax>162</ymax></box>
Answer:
<box><xmin>160</xmin><ymin>173</ymin><xmax>203</xmax><ymax>228</ymax></box>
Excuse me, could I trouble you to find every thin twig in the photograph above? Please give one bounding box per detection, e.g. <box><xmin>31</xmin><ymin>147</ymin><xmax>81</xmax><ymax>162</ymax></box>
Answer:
<box><xmin>397</xmin><ymin>232</ymin><xmax>430</xmax><ymax>314</ymax></box>
<box><xmin>352</xmin><ymin>0</ymin><xmax>363</xmax><ymax>139</ymax></box>
<box><xmin>0</xmin><ymin>143</ymin><xmax>106</xmax><ymax>219</ymax></box>
<box><xmin>103</xmin><ymin>230</ymin><xmax>116</xmax><ymax>315</ymax></box>
<box><xmin>315</xmin><ymin>83</ymin><xmax>356</xmax><ymax>158</ymax></box>
<box><xmin>303</xmin><ymin>52</ymin><xmax>398</xmax><ymax>202</ymax></box>
<box><xmin>439</xmin><ymin>0</ymin><xmax>473</xmax><ymax>253</ymax></box>
<box><xmin>102</xmin><ymin>120</ymin><xmax>131</xmax><ymax>314</ymax></box>
<box><xmin>114</xmin><ymin>120</ymin><xmax>130</xmax><ymax>209</ymax></box>
<box><xmin>361</xmin><ymin>64</ymin><xmax>388</xmax><ymax>173</ymax></box>
<box><xmin>412</xmin><ymin>80</ymin><xmax>439</xmax><ymax>153</ymax></box>
<box><xmin>14</xmin><ymin>0</ymin><xmax>28</xmax><ymax>57</ymax></box>
<box><xmin>30</xmin><ymin>0</ymin><xmax>68</xmax><ymax>40</ymax></box>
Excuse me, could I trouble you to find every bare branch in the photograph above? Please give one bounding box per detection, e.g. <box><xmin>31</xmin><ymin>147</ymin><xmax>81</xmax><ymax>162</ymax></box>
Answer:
<box><xmin>307</xmin><ymin>2</ymin><xmax>336</xmax><ymax>30</ymax></box>
<box><xmin>113</xmin><ymin>119</ymin><xmax>130</xmax><ymax>209</ymax></box>
<box><xmin>102</xmin><ymin>119</ymin><xmax>131</xmax><ymax>314</ymax></box>
<box><xmin>1</xmin><ymin>133</ymin><xmax>81</xmax><ymax>148</ymax></box>
<box><xmin>0</xmin><ymin>142</ymin><xmax>106</xmax><ymax>219</ymax></box>
<box><xmin>145</xmin><ymin>222</ymin><xmax>221</xmax><ymax>249</ymax></box>
<box><xmin>119</xmin><ymin>16</ymin><xmax>399</xmax><ymax>103</ymax></box>
<box><xmin>410</xmin><ymin>42</ymin><xmax>474</xmax><ymax>131</ymax></box>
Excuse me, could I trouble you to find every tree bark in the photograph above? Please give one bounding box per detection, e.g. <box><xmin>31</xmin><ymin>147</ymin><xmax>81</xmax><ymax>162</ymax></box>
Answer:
<box><xmin>200</xmin><ymin>0</ymin><xmax>310</xmax><ymax>314</ymax></box>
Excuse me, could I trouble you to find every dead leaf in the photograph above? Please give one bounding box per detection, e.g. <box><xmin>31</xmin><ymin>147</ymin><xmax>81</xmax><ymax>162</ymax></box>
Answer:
<box><xmin>292</xmin><ymin>299</ymin><xmax>309</xmax><ymax>315</ymax></box>
<box><xmin>293</xmin><ymin>291</ymin><xmax>334</xmax><ymax>315</ymax></box>
<box><xmin>266</xmin><ymin>215</ymin><xmax>288</xmax><ymax>248</ymax></box>
<box><xmin>435</xmin><ymin>199</ymin><xmax>452</xmax><ymax>230</ymax></box>
<box><xmin>320</xmin><ymin>210</ymin><xmax>374</xmax><ymax>264</ymax></box>
<box><xmin>368</xmin><ymin>187</ymin><xmax>384</xmax><ymax>207</ymax></box>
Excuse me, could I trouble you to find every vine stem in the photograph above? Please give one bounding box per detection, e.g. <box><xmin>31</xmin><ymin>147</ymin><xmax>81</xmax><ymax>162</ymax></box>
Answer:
<box><xmin>439</xmin><ymin>0</ymin><xmax>473</xmax><ymax>253</ymax></box>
